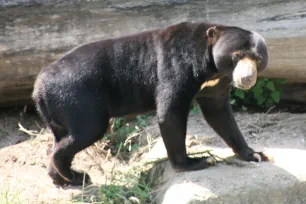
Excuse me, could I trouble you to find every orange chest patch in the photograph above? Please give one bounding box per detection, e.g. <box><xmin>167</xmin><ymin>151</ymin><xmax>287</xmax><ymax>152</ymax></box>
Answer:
<box><xmin>200</xmin><ymin>77</ymin><xmax>223</xmax><ymax>90</ymax></box>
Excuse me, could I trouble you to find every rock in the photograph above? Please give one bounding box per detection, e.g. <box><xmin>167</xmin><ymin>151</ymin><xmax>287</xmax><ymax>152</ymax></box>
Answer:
<box><xmin>150</xmin><ymin>149</ymin><xmax>306</xmax><ymax>204</ymax></box>
<box><xmin>143</xmin><ymin>113</ymin><xmax>306</xmax><ymax>204</ymax></box>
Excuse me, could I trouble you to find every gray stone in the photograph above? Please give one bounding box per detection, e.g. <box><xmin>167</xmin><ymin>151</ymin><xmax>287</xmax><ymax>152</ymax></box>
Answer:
<box><xmin>145</xmin><ymin>113</ymin><xmax>306</xmax><ymax>204</ymax></box>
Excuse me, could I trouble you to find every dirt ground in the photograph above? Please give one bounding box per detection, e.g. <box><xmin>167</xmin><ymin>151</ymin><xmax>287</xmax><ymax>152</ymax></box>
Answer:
<box><xmin>0</xmin><ymin>106</ymin><xmax>160</xmax><ymax>204</ymax></box>
<box><xmin>0</xmin><ymin>106</ymin><xmax>306</xmax><ymax>203</ymax></box>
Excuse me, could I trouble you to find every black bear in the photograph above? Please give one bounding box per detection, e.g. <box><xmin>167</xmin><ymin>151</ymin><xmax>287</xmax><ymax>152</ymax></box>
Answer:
<box><xmin>32</xmin><ymin>21</ymin><xmax>269</xmax><ymax>186</ymax></box>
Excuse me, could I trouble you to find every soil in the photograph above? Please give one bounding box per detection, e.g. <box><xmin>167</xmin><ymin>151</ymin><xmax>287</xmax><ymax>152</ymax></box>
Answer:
<box><xmin>0</xmin><ymin>106</ymin><xmax>306</xmax><ymax>203</ymax></box>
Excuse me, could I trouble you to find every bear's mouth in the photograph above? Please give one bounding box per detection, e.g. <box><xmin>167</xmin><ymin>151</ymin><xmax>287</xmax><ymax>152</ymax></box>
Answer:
<box><xmin>232</xmin><ymin>57</ymin><xmax>257</xmax><ymax>90</ymax></box>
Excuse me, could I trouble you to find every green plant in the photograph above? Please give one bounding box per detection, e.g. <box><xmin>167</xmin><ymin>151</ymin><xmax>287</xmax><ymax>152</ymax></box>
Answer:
<box><xmin>104</xmin><ymin>114</ymin><xmax>153</xmax><ymax>154</ymax></box>
<box><xmin>99</xmin><ymin>177</ymin><xmax>152</xmax><ymax>203</ymax></box>
<box><xmin>135</xmin><ymin>115</ymin><xmax>152</xmax><ymax>128</ymax></box>
<box><xmin>190</xmin><ymin>104</ymin><xmax>200</xmax><ymax>114</ymax></box>
<box><xmin>74</xmin><ymin>167</ymin><xmax>153</xmax><ymax>204</ymax></box>
<box><xmin>230</xmin><ymin>78</ymin><xmax>286</xmax><ymax>109</ymax></box>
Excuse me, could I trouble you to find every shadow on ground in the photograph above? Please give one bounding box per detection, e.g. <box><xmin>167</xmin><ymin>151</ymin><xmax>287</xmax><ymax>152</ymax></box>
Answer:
<box><xmin>0</xmin><ymin>106</ymin><xmax>43</xmax><ymax>149</ymax></box>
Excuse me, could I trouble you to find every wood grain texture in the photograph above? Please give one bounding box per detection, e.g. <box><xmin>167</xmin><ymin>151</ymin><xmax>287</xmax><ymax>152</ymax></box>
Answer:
<box><xmin>1</xmin><ymin>0</ymin><xmax>306</xmax><ymax>106</ymax></box>
<box><xmin>260</xmin><ymin>37</ymin><xmax>306</xmax><ymax>83</ymax></box>
<box><xmin>280</xmin><ymin>83</ymin><xmax>306</xmax><ymax>104</ymax></box>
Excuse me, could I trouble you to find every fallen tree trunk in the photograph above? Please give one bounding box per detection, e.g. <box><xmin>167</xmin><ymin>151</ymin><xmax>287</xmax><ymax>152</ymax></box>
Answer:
<box><xmin>1</xmin><ymin>0</ymin><xmax>306</xmax><ymax>106</ymax></box>
<box><xmin>260</xmin><ymin>37</ymin><xmax>306</xmax><ymax>83</ymax></box>
<box><xmin>279</xmin><ymin>83</ymin><xmax>306</xmax><ymax>105</ymax></box>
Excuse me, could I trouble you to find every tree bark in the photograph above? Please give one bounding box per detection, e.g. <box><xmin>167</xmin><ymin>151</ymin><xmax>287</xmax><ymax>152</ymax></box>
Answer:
<box><xmin>1</xmin><ymin>0</ymin><xmax>306</xmax><ymax>106</ymax></box>
<box><xmin>279</xmin><ymin>83</ymin><xmax>306</xmax><ymax>105</ymax></box>
<box><xmin>259</xmin><ymin>37</ymin><xmax>306</xmax><ymax>83</ymax></box>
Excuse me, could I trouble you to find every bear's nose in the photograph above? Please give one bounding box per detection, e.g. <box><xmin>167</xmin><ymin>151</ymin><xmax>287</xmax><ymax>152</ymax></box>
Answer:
<box><xmin>241</xmin><ymin>76</ymin><xmax>254</xmax><ymax>85</ymax></box>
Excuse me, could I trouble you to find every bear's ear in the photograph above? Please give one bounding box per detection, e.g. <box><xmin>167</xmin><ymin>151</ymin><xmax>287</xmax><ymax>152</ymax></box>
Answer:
<box><xmin>206</xmin><ymin>26</ymin><xmax>220</xmax><ymax>46</ymax></box>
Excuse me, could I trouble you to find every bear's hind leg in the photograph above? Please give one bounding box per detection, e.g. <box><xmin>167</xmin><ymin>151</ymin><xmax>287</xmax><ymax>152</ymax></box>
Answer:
<box><xmin>50</xmin><ymin>136</ymin><xmax>92</xmax><ymax>186</ymax></box>
<box><xmin>47</xmin><ymin>122</ymin><xmax>70</xmax><ymax>185</ymax></box>
<box><xmin>49</xmin><ymin>111</ymin><xmax>110</xmax><ymax>186</ymax></box>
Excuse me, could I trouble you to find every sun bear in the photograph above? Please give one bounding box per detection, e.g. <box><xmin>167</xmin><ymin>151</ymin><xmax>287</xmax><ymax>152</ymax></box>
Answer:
<box><xmin>32</xmin><ymin>21</ymin><xmax>269</xmax><ymax>186</ymax></box>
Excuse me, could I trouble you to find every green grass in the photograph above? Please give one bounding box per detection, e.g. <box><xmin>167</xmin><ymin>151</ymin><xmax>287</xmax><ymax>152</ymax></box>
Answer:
<box><xmin>72</xmin><ymin>115</ymin><xmax>155</xmax><ymax>203</ymax></box>
<box><xmin>0</xmin><ymin>182</ymin><xmax>24</xmax><ymax>204</ymax></box>
<box><xmin>73</xmin><ymin>167</ymin><xmax>154</xmax><ymax>204</ymax></box>
<box><xmin>104</xmin><ymin>114</ymin><xmax>153</xmax><ymax>155</ymax></box>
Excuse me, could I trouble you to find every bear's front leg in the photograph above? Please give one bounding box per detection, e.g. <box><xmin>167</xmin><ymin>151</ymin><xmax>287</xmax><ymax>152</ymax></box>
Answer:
<box><xmin>196</xmin><ymin>95</ymin><xmax>269</xmax><ymax>162</ymax></box>
<box><xmin>156</xmin><ymin>88</ymin><xmax>216</xmax><ymax>172</ymax></box>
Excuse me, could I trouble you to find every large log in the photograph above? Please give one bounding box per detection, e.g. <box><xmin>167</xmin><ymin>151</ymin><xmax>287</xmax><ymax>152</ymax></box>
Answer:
<box><xmin>261</xmin><ymin>37</ymin><xmax>306</xmax><ymax>83</ymax></box>
<box><xmin>1</xmin><ymin>0</ymin><xmax>306</xmax><ymax>106</ymax></box>
<box><xmin>280</xmin><ymin>83</ymin><xmax>306</xmax><ymax>105</ymax></box>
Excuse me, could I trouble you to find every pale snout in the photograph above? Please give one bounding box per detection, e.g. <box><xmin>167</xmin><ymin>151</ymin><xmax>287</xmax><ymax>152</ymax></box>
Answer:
<box><xmin>233</xmin><ymin>58</ymin><xmax>257</xmax><ymax>90</ymax></box>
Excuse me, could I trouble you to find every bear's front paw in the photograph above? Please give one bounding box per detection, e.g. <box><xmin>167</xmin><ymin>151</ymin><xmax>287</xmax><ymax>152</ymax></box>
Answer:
<box><xmin>171</xmin><ymin>156</ymin><xmax>217</xmax><ymax>172</ymax></box>
<box><xmin>236</xmin><ymin>147</ymin><xmax>269</xmax><ymax>162</ymax></box>
<box><xmin>69</xmin><ymin>170</ymin><xmax>92</xmax><ymax>186</ymax></box>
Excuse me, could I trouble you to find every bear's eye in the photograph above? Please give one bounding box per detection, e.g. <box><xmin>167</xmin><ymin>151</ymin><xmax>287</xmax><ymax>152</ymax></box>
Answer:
<box><xmin>232</xmin><ymin>51</ymin><xmax>242</xmax><ymax>62</ymax></box>
<box><xmin>256</xmin><ymin>55</ymin><xmax>262</xmax><ymax>63</ymax></box>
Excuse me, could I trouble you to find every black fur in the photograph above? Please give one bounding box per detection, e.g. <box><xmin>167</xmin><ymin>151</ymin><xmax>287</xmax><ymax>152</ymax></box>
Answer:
<box><xmin>32</xmin><ymin>21</ymin><xmax>269</xmax><ymax>186</ymax></box>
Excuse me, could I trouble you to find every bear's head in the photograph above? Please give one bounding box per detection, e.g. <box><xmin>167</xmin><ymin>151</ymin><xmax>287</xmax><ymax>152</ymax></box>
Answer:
<box><xmin>207</xmin><ymin>26</ymin><xmax>268</xmax><ymax>90</ymax></box>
